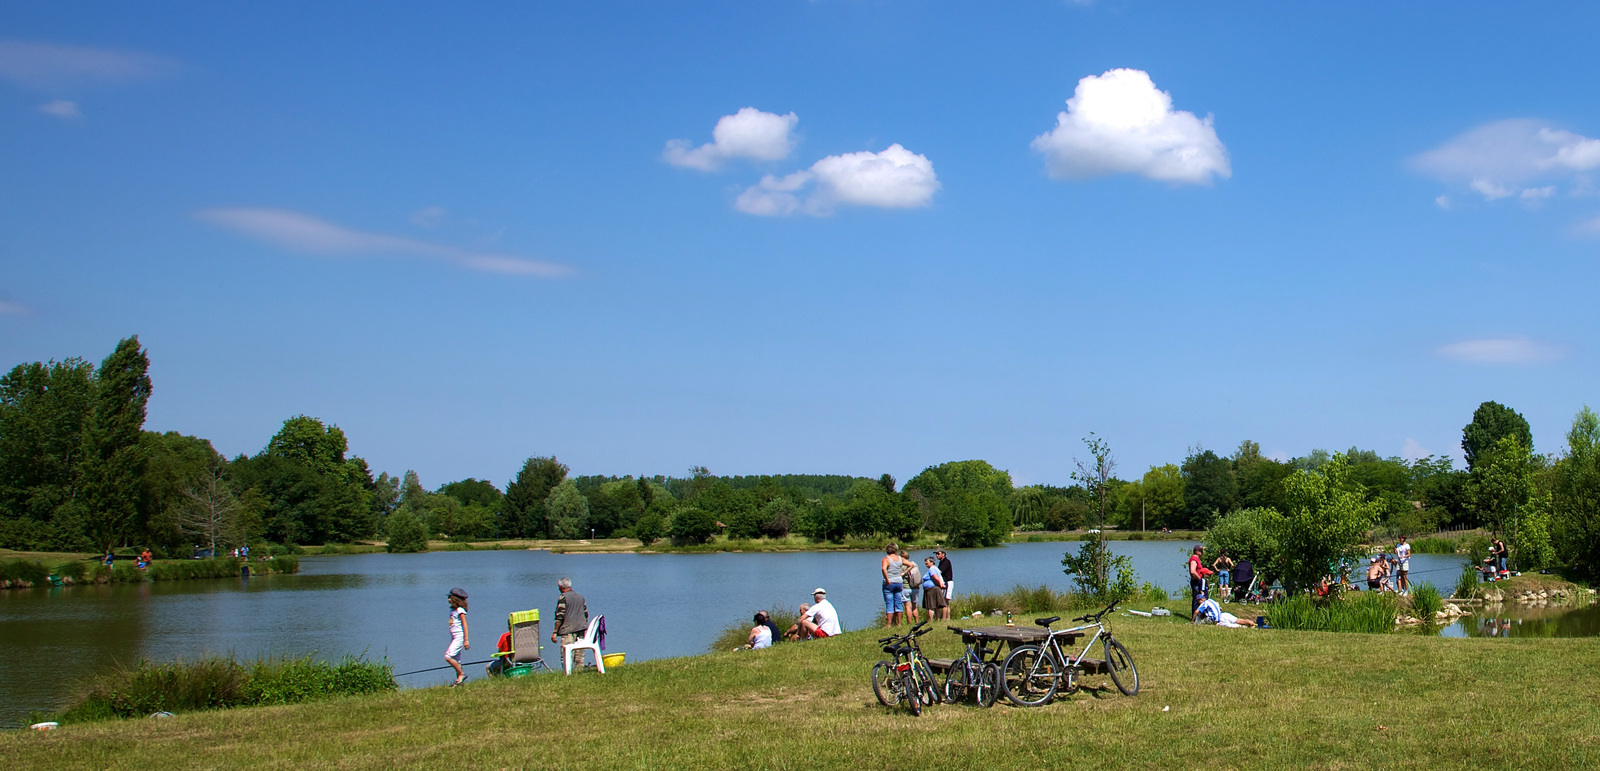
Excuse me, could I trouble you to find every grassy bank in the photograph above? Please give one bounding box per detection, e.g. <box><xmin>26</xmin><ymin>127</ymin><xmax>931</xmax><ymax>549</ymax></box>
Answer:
<box><xmin>11</xmin><ymin>610</ymin><xmax>1600</xmax><ymax>768</ymax></box>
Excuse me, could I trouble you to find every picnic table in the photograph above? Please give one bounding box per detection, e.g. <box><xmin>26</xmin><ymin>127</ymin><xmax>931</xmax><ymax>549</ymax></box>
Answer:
<box><xmin>926</xmin><ymin>623</ymin><xmax>1108</xmax><ymax>675</ymax></box>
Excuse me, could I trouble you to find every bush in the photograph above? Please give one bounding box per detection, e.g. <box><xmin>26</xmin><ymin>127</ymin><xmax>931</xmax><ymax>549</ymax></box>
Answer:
<box><xmin>1265</xmin><ymin>592</ymin><xmax>1398</xmax><ymax>634</ymax></box>
<box><xmin>1410</xmin><ymin>582</ymin><xmax>1443</xmax><ymax>623</ymax></box>
<box><xmin>0</xmin><ymin>559</ymin><xmax>49</xmax><ymax>584</ymax></box>
<box><xmin>57</xmin><ymin>560</ymin><xmax>88</xmax><ymax>582</ymax></box>
<box><xmin>384</xmin><ymin>509</ymin><xmax>428</xmax><ymax>553</ymax></box>
<box><xmin>669</xmin><ymin>507</ymin><xmax>718</xmax><ymax>545</ymax></box>
<box><xmin>111</xmin><ymin>563</ymin><xmax>146</xmax><ymax>583</ymax></box>
<box><xmin>58</xmin><ymin>654</ymin><xmax>395</xmax><ymax>722</ymax></box>
<box><xmin>1128</xmin><ymin>532</ymin><xmax>1145</xmax><ymax>541</ymax></box>
<box><xmin>148</xmin><ymin>558</ymin><xmax>241</xmax><ymax>582</ymax></box>
<box><xmin>634</xmin><ymin>513</ymin><xmax>664</xmax><ymax>546</ymax></box>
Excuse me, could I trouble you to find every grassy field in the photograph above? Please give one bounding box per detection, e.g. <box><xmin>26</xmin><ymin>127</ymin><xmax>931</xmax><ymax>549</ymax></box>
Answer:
<box><xmin>10</xmin><ymin>607</ymin><xmax>1600</xmax><ymax>769</ymax></box>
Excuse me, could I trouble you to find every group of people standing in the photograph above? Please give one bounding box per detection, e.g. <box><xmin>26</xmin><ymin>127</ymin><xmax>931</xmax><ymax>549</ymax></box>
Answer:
<box><xmin>881</xmin><ymin>544</ymin><xmax>953</xmax><ymax>626</ymax></box>
<box><xmin>448</xmin><ymin>576</ymin><xmax>596</xmax><ymax>684</ymax></box>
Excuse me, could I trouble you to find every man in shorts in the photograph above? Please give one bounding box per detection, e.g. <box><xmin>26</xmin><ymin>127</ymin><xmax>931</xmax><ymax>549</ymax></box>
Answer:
<box><xmin>800</xmin><ymin>588</ymin><xmax>841</xmax><ymax>638</ymax></box>
<box><xmin>1395</xmin><ymin>536</ymin><xmax>1411</xmax><ymax>594</ymax></box>
<box><xmin>1366</xmin><ymin>556</ymin><xmax>1385</xmax><ymax>591</ymax></box>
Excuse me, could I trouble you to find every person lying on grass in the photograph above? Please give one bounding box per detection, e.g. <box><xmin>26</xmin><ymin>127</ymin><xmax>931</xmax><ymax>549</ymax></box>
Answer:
<box><xmin>1193</xmin><ymin>598</ymin><xmax>1257</xmax><ymax>628</ymax></box>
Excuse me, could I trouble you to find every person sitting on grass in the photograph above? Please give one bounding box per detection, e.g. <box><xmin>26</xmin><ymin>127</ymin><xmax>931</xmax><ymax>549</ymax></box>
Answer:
<box><xmin>1193</xmin><ymin>597</ymin><xmax>1257</xmax><ymax>628</ymax></box>
<box><xmin>744</xmin><ymin>612</ymin><xmax>773</xmax><ymax>650</ymax></box>
<box><xmin>800</xmin><ymin>588</ymin><xmax>841</xmax><ymax>638</ymax></box>
<box><xmin>785</xmin><ymin>604</ymin><xmax>811</xmax><ymax>641</ymax></box>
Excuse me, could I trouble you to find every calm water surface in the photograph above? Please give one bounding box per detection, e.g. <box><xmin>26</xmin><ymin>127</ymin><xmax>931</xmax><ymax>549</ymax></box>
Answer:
<box><xmin>0</xmin><ymin>541</ymin><xmax>1471</xmax><ymax>726</ymax></box>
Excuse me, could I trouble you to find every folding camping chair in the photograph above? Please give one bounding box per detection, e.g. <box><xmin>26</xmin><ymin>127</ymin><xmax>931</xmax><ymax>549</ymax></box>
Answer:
<box><xmin>491</xmin><ymin>609</ymin><xmax>552</xmax><ymax>675</ymax></box>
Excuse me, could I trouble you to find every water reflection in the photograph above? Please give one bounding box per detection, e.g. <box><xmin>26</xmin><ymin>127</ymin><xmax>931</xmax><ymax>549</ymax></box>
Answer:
<box><xmin>1446</xmin><ymin>602</ymin><xmax>1600</xmax><ymax>638</ymax></box>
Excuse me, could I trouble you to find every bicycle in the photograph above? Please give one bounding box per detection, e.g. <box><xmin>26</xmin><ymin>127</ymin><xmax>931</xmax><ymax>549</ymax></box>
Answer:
<box><xmin>941</xmin><ymin>627</ymin><xmax>999</xmax><ymax>707</ymax></box>
<box><xmin>871</xmin><ymin>622</ymin><xmax>938</xmax><ymax>715</ymax></box>
<box><xmin>999</xmin><ymin>600</ymin><xmax>1139</xmax><ymax>707</ymax></box>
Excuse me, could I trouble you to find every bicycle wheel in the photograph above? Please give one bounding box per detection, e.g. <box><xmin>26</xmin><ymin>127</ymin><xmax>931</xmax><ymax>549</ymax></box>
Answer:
<box><xmin>914</xmin><ymin>659</ymin><xmax>940</xmax><ymax>707</ymax></box>
<box><xmin>901</xmin><ymin>672</ymin><xmax>922</xmax><ymax>716</ymax></box>
<box><xmin>975</xmin><ymin>662</ymin><xmax>1000</xmax><ymax>708</ymax></box>
<box><xmin>1000</xmin><ymin>644</ymin><xmax>1059</xmax><ymax>707</ymax></box>
<box><xmin>871</xmin><ymin>660</ymin><xmax>899</xmax><ymax>707</ymax></box>
<box><xmin>1105</xmin><ymin>638</ymin><xmax>1139</xmax><ymax>696</ymax></box>
<box><xmin>943</xmin><ymin>661</ymin><xmax>970</xmax><ymax>704</ymax></box>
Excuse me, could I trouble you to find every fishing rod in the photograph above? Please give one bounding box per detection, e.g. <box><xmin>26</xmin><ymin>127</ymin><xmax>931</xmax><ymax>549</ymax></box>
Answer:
<box><xmin>393</xmin><ymin>660</ymin><xmax>495</xmax><ymax>678</ymax></box>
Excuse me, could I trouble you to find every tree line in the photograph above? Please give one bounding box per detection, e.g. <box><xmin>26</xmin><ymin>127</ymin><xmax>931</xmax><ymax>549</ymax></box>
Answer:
<box><xmin>3</xmin><ymin>339</ymin><xmax>1598</xmax><ymax>582</ymax></box>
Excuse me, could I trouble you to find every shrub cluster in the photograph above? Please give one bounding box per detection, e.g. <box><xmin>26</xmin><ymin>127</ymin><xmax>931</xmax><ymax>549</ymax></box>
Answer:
<box><xmin>58</xmin><ymin>654</ymin><xmax>395</xmax><ymax>722</ymax></box>
<box><xmin>1265</xmin><ymin>592</ymin><xmax>1398</xmax><ymax>634</ymax></box>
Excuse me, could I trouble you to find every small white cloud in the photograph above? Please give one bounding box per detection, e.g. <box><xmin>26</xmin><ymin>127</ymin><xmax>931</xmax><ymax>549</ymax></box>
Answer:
<box><xmin>0</xmin><ymin>299</ymin><xmax>34</xmax><ymax>316</ymax></box>
<box><xmin>410</xmin><ymin>206</ymin><xmax>447</xmax><ymax>228</ymax></box>
<box><xmin>1435</xmin><ymin>195</ymin><xmax>1453</xmax><ymax>210</ymax></box>
<box><xmin>1414</xmin><ymin>119</ymin><xmax>1600</xmax><ymax>202</ymax></box>
<box><xmin>0</xmin><ymin>39</ymin><xmax>174</xmax><ymax>90</ymax></box>
<box><xmin>1401</xmin><ymin>438</ymin><xmax>1428</xmax><ymax>461</ymax></box>
<box><xmin>37</xmin><ymin>99</ymin><xmax>81</xmax><ymax>119</ymax></box>
<box><xmin>735</xmin><ymin>143</ymin><xmax>940</xmax><ymax>217</ymax></box>
<box><xmin>1436</xmin><ymin>336</ymin><xmax>1567</xmax><ymax>366</ymax></box>
<box><xmin>1575</xmin><ymin>213</ymin><xmax>1600</xmax><ymax>237</ymax></box>
<box><xmin>196</xmin><ymin>208</ymin><xmax>573</xmax><ymax>277</ymax></box>
<box><xmin>664</xmin><ymin>107</ymin><xmax>799</xmax><ymax>171</ymax></box>
<box><xmin>1031</xmin><ymin>68</ymin><xmax>1230</xmax><ymax>186</ymax></box>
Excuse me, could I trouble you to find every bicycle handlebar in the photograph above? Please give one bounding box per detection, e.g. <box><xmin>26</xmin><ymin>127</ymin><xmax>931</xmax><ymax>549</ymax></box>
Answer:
<box><xmin>1071</xmin><ymin>600</ymin><xmax>1121</xmax><ymax>624</ymax></box>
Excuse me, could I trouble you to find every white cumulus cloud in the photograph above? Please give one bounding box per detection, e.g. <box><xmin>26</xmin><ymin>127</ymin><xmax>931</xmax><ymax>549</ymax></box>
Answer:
<box><xmin>38</xmin><ymin>99</ymin><xmax>81</xmax><ymax>119</ymax></box>
<box><xmin>0</xmin><ymin>39</ymin><xmax>174</xmax><ymax>90</ymax></box>
<box><xmin>1401</xmin><ymin>438</ymin><xmax>1428</xmax><ymax>461</ymax></box>
<box><xmin>664</xmin><ymin>107</ymin><xmax>799</xmax><ymax>171</ymax></box>
<box><xmin>1413</xmin><ymin>119</ymin><xmax>1600</xmax><ymax>202</ymax></box>
<box><xmin>735</xmin><ymin>144</ymin><xmax>940</xmax><ymax>217</ymax></box>
<box><xmin>196</xmin><ymin>208</ymin><xmax>573</xmax><ymax>277</ymax></box>
<box><xmin>1436</xmin><ymin>336</ymin><xmax>1567</xmax><ymax>366</ymax></box>
<box><xmin>1031</xmin><ymin>68</ymin><xmax>1230</xmax><ymax>185</ymax></box>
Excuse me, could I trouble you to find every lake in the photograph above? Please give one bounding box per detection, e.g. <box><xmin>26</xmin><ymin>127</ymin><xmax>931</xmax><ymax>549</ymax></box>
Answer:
<box><xmin>0</xmin><ymin>540</ymin><xmax>1469</xmax><ymax>727</ymax></box>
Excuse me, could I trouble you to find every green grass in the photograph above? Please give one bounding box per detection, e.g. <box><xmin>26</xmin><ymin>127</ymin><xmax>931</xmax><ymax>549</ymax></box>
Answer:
<box><xmin>51</xmin><ymin>654</ymin><xmax>395</xmax><ymax>723</ymax></box>
<box><xmin>10</xmin><ymin>612</ymin><xmax>1600</xmax><ymax>768</ymax></box>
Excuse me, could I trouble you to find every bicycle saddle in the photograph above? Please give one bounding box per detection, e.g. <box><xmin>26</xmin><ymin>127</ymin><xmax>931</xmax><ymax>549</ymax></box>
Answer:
<box><xmin>1034</xmin><ymin>616</ymin><xmax>1060</xmax><ymax>627</ymax></box>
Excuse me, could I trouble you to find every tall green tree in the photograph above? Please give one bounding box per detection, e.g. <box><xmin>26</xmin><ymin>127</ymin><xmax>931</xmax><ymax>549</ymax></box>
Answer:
<box><xmin>1554</xmin><ymin>407</ymin><xmax>1600</xmax><ymax>580</ymax></box>
<box><xmin>1181</xmin><ymin>447</ymin><xmax>1237</xmax><ymax>528</ymax></box>
<box><xmin>78</xmin><ymin>336</ymin><xmax>152</xmax><ymax>551</ymax></box>
<box><xmin>502</xmin><ymin>456</ymin><xmax>568</xmax><ymax>538</ymax></box>
<box><xmin>1462</xmin><ymin>401</ymin><xmax>1533</xmax><ymax>473</ymax></box>
<box><xmin>1468</xmin><ymin>435</ymin><xmax>1552</xmax><ymax>570</ymax></box>
<box><xmin>1069</xmin><ymin>434</ymin><xmax>1117</xmax><ymax>593</ymax></box>
<box><xmin>1271</xmin><ymin>455</ymin><xmax>1381</xmax><ymax>594</ymax></box>
<box><xmin>904</xmin><ymin>459</ymin><xmax>1014</xmax><ymax>543</ymax></box>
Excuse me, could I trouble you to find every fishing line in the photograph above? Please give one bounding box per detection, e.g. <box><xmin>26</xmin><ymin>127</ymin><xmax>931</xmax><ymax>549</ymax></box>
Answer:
<box><xmin>393</xmin><ymin>660</ymin><xmax>494</xmax><ymax>677</ymax></box>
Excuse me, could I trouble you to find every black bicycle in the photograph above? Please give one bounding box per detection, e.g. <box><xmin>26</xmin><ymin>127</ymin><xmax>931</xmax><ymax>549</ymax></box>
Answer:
<box><xmin>871</xmin><ymin>623</ymin><xmax>938</xmax><ymax>715</ymax></box>
<box><xmin>1000</xmin><ymin>601</ymin><xmax>1138</xmax><ymax>707</ymax></box>
<box><xmin>941</xmin><ymin>628</ymin><xmax>1000</xmax><ymax>707</ymax></box>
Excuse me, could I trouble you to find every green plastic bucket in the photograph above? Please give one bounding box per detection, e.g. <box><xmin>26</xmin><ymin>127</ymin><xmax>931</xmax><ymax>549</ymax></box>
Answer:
<box><xmin>505</xmin><ymin>664</ymin><xmax>537</xmax><ymax>678</ymax></box>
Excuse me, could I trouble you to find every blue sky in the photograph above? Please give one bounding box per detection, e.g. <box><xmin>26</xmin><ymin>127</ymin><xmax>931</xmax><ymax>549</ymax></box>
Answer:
<box><xmin>3</xmin><ymin>2</ymin><xmax>1599</xmax><ymax>489</ymax></box>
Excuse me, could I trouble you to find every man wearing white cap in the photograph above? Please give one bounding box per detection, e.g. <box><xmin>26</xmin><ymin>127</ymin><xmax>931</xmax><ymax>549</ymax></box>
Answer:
<box><xmin>799</xmin><ymin>587</ymin><xmax>841</xmax><ymax>638</ymax></box>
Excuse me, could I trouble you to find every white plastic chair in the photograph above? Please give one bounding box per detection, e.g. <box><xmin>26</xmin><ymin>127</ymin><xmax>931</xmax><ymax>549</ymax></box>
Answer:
<box><xmin>562</xmin><ymin>615</ymin><xmax>605</xmax><ymax>675</ymax></box>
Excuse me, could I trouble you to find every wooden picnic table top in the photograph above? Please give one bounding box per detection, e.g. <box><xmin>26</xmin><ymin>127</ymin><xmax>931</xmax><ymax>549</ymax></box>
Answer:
<box><xmin>949</xmin><ymin>625</ymin><xmax>1083</xmax><ymax>644</ymax></box>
